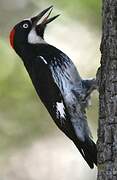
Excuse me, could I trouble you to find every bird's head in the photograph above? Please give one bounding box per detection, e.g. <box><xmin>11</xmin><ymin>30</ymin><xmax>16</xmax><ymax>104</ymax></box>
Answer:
<box><xmin>9</xmin><ymin>6</ymin><xmax>59</xmax><ymax>50</ymax></box>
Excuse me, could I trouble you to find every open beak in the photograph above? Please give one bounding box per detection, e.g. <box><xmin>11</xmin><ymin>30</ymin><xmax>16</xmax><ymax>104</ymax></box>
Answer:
<box><xmin>31</xmin><ymin>6</ymin><xmax>60</xmax><ymax>26</ymax></box>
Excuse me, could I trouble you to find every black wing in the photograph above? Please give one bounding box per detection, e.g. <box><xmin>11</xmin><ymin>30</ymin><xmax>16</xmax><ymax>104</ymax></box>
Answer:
<box><xmin>24</xmin><ymin>54</ymin><xmax>97</xmax><ymax>169</ymax></box>
<box><xmin>24</xmin><ymin>55</ymin><xmax>77</xmax><ymax>141</ymax></box>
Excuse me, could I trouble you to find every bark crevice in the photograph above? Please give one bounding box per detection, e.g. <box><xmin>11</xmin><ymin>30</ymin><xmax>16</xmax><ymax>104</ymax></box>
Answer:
<box><xmin>97</xmin><ymin>0</ymin><xmax>117</xmax><ymax>179</ymax></box>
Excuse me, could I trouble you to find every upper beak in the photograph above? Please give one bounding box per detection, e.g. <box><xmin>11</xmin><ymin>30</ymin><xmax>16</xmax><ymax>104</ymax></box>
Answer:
<box><xmin>31</xmin><ymin>6</ymin><xmax>60</xmax><ymax>26</ymax></box>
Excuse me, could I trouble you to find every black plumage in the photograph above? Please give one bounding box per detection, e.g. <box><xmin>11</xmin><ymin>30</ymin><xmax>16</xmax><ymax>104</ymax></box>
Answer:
<box><xmin>10</xmin><ymin>6</ymin><xmax>97</xmax><ymax>168</ymax></box>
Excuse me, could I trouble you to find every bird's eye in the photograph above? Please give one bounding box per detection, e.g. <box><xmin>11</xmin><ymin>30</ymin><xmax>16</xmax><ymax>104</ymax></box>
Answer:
<box><xmin>23</xmin><ymin>23</ymin><xmax>29</xmax><ymax>29</ymax></box>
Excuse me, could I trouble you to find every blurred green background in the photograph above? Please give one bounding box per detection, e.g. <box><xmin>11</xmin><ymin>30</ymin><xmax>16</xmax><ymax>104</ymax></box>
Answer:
<box><xmin>0</xmin><ymin>0</ymin><xmax>101</xmax><ymax>179</ymax></box>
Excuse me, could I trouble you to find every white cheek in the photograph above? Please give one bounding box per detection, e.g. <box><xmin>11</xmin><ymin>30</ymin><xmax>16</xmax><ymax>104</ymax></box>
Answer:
<box><xmin>28</xmin><ymin>28</ymin><xmax>46</xmax><ymax>44</ymax></box>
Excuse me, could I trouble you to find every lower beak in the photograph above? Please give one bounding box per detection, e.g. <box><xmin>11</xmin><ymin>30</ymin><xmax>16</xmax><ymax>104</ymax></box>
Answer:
<box><xmin>31</xmin><ymin>6</ymin><xmax>60</xmax><ymax>26</ymax></box>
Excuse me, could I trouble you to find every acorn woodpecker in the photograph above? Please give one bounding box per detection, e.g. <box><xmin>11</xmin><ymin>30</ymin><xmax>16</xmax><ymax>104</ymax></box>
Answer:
<box><xmin>9</xmin><ymin>6</ymin><xmax>97</xmax><ymax>168</ymax></box>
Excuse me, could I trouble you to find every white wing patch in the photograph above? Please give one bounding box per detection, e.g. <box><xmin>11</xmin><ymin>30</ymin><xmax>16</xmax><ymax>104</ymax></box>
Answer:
<box><xmin>39</xmin><ymin>56</ymin><xmax>47</xmax><ymax>64</ymax></box>
<box><xmin>56</xmin><ymin>102</ymin><xmax>65</xmax><ymax>119</ymax></box>
<box><xmin>28</xmin><ymin>28</ymin><xmax>47</xmax><ymax>44</ymax></box>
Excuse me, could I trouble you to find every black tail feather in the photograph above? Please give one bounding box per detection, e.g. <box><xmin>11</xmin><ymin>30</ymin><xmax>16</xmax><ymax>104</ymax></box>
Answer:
<box><xmin>74</xmin><ymin>137</ymin><xmax>97</xmax><ymax>169</ymax></box>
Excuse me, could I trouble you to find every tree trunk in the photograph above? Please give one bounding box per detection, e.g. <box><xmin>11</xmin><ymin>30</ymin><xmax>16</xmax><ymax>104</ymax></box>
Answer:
<box><xmin>97</xmin><ymin>0</ymin><xmax>117</xmax><ymax>179</ymax></box>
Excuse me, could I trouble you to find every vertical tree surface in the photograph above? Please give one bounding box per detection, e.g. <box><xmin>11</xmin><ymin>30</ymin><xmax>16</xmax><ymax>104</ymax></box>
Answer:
<box><xmin>97</xmin><ymin>0</ymin><xmax>117</xmax><ymax>179</ymax></box>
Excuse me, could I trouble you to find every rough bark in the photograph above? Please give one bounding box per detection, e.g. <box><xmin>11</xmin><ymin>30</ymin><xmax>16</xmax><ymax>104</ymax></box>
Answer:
<box><xmin>97</xmin><ymin>0</ymin><xmax>117</xmax><ymax>179</ymax></box>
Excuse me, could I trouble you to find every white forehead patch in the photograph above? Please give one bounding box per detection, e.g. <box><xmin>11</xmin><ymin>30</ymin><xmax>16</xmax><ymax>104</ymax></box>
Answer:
<box><xmin>28</xmin><ymin>28</ymin><xmax>46</xmax><ymax>44</ymax></box>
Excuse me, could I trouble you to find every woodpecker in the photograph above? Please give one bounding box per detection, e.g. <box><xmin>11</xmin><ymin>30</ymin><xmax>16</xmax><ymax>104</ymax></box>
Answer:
<box><xmin>9</xmin><ymin>6</ymin><xmax>97</xmax><ymax>168</ymax></box>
